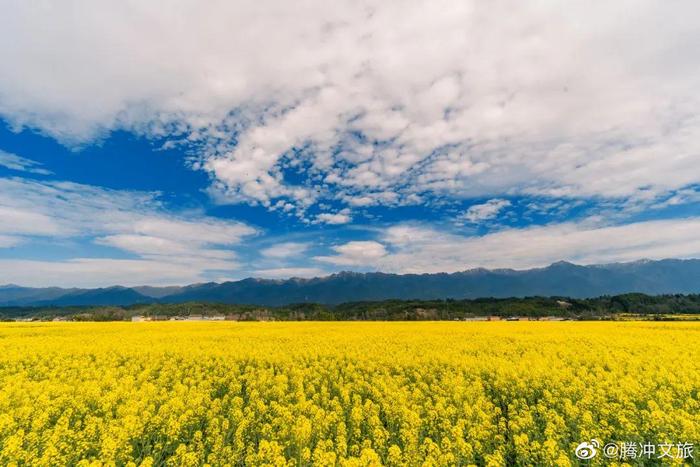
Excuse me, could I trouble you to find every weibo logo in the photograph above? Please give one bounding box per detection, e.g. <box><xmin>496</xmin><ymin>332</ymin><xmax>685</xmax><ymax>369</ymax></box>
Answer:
<box><xmin>575</xmin><ymin>439</ymin><xmax>601</xmax><ymax>460</ymax></box>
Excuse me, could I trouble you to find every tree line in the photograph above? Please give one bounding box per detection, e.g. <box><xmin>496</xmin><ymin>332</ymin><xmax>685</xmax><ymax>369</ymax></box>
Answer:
<box><xmin>2</xmin><ymin>293</ymin><xmax>700</xmax><ymax>321</ymax></box>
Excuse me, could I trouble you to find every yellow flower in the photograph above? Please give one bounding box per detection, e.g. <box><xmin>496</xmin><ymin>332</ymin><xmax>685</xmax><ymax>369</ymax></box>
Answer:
<box><xmin>0</xmin><ymin>321</ymin><xmax>697</xmax><ymax>465</ymax></box>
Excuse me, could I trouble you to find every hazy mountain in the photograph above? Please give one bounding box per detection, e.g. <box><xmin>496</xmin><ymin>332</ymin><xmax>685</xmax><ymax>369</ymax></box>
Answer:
<box><xmin>0</xmin><ymin>285</ymin><xmax>83</xmax><ymax>306</ymax></box>
<box><xmin>132</xmin><ymin>286</ymin><xmax>185</xmax><ymax>299</ymax></box>
<box><xmin>8</xmin><ymin>286</ymin><xmax>154</xmax><ymax>307</ymax></box>
<box><xmin>1</xmin><ymin>258</ymin><xmax>699</xmax><ymax>307</ymax></box>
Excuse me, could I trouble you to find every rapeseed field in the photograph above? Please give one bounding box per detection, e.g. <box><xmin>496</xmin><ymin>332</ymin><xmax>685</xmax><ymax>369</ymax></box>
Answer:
<box><xmin>0</xmin><ymin>322</ymin><xmax>698</xmax><ymax>466</ymax></box>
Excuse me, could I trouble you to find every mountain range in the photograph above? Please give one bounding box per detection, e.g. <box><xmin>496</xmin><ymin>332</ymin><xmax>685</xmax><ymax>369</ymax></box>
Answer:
<box><xmin>1</xmin><ymin>258</ymin><xmax>699</xmax><ymax>307</ymax></box>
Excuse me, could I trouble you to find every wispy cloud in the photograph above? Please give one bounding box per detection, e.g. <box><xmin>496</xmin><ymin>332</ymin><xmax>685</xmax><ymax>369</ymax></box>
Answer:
<box><xmin>0</xmin><ymin>258</ymin><xmax>215</xmax><ymax>288</ymax></box>
<box><xmin>0</xmin><ymin>235</ymin><xmax>22</xmax><ymax>248</ymax></box>
<box><xmin>460</xmin><ymin>199</ymin><xmax>511</xmax><ymax>224</ymax></box>
<box><xmin>0</xmin><ymin>150</ymin><xmax>52</xmax><ymax>175</ymax></box>
<box><xmin>260</xmin><ymin>242</ymin><xmax>310</xmax><ymax>259</ymax></box>
<box><xmin>315</xmin><ymin>241</ymin><xmax>387</xmax><ymax>267</ymax></box>
<box><xmin>315</xmin><ymin>211</ymin><xmax>352</xmax><ymax>225</ymax></box>
<box><xmin>0</xmin><ymin>177</ymin><xmax>258</xmax><ymax>285</ymax></box>
<box><xmin>316</xmin><ymin>218</ymin><xmax>700</xmax><ymax>273</ymax></box>
<box><xmin>252</xmin><ymin>267</ymin><xmax>326</xmax><ymax>279</ymax></box>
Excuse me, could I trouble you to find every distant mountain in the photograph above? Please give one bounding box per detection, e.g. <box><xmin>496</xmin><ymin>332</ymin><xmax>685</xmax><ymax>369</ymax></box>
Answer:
<box><xmin>1</xmin><ymin>258</ymin><xmax>699</xmax><ymax>307</ymax></box>
<box><xmin>40</xmin><ymin>287</ymin><xmax>155</xmax><ymax>307</ymax></box>
<box><xmin>0</xmin><ymin>286</ymin><xmax>154</xmax><ymax>307</ymax></box>
<box><xmin>132</xmin><ymin>285</ymin><xmax>185</xmax><ymax>299</ymax></box>
<box><xmin>0</xmin><ymin>285</ymin><xmax>83</xmax><ymax>306</ymax></box>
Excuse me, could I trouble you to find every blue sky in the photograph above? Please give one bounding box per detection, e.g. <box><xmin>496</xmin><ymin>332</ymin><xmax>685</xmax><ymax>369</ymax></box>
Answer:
<box><xmin>0</xmin><ymin>1</ymin><xmax>699</xmax><ymax>287</ymax></box>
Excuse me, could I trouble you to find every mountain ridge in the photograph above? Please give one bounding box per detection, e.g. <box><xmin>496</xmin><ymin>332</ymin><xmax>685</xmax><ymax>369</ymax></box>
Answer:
<box><xmin>1</xmin><ymin>258</ymin><xmax>699</xmax><ymax>307</ymax></box>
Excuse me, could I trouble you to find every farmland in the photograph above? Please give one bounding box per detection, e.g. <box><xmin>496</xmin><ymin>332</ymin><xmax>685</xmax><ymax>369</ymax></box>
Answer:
<box><xmin>0</xmin><ymin>322</ymin><xmax>698</xmax><ymax>465</ymax></box>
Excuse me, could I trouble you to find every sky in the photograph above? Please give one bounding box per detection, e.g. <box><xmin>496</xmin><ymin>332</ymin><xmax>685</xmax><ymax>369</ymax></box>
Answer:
<box><xmin>0</xmin><ymin>0</ymin><xmax>699</xmax><ymax>287</ymax></box>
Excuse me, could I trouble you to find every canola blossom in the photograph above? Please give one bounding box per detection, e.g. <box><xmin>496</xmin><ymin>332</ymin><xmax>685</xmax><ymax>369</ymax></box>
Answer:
<box><xmin>0</xmin><ymin>322</ymin><xmax>698</xmax><ymax>466</ymax></box>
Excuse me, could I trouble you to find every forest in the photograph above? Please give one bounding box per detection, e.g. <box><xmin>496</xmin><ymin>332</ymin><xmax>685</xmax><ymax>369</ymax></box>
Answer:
<box><xmin>2</xmin><ymin>293</ymin><xmax>700</xmax><ymax>321</ymax></box>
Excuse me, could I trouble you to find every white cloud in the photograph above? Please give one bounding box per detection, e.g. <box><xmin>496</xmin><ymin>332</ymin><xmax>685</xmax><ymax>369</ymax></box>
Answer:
<box><xmin>316</xmin><ymin>212</ymin><xmax>352</xmax><ymax>225</ymax></box>
<box><xmin>0</xmin><ymin>178</ymin><xmax>156</xmax><ymax>237</ymax></box>
<box><xmin>95</xmin><ymin>235</ymin><xmax>236</xmax><ymax>262</ymax></box>
<box><xmin>316</xmin><ymin>218</ymin><xmax>700</xmax><ymax>273</ymax></box>
<box><xmin>0</xmin><ymin>258</ymin><xmax>211</xmax><ymax>288</ymax></box>
<box><xmin>260</xmin><ymin>242</ymin><xmax>310</xmax><ymax>259</ymax></box>
<box><xmin>0</xmin><ymin>178</ymin><xmax>255</xmax><ymax>242</ymax></box>
<box><xmin>0</xmin><ymin>235</ymin><xmax>22</xmax><ymax>248</ymax></box>
<box><xmin>0</xmin><ymin>205</ymin><xmax>62</xmax><ymax>236</ymax></box>
<box><xmin>1</xmin><ymin>1</ymin><xmax>699</xmax><ymax>215</ymax></box>
<box><xmin>461</xmin><ymin>199</ymin><xmax>511</xmax><ymax>223</ymax></box>
<box><xmin>0</xmin><ymin>150</ymin><xmax>52</xmax><ymax>175</ymax></box>
<box><xmin>315</xmin><ymin>240</ymin><xmax>387</xmax><ymax>266</ymax></box>
<box><xmin>651</xmin><ymin>187</ymin><xmax>700</xmax><ymax>210</ymax></box>
<box><xmin>252</xmin><ymin>267</ymin><xmax>326</xmax><ymax>279</ymax></box>
<box><xmin>0</xmin><ymin>177</ymin><xmax>258</xmax><ymax>284</ymax></box>
<box><xmin>128</xmin><ymin>218</ymin><xmax>255</xmax><ymax>245</ymax></box>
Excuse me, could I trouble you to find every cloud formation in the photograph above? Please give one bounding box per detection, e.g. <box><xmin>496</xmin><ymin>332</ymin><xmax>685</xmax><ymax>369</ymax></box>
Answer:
<box><xmin>0</xmin><ymin>258</ymin><xmax>216</xmax><ymax>288</ymax></box>
<box><xmin>317</xmin><ymin>218</ymin><xmax>700</xmax><ymax>273</ymax></box>
<box><xmin>315</xmin><ymin>211</ymin><xmax>352</xmax><ymax>225</ymax></box>
<box><xmin>316</xmin><ymin>241</ymin><xmax>388</xmax><ymax>266</ymax></box>
<box><xmin>1</xmin><ymin>1</ymin><xmax>698</xmax><ymax>220</ymax></box>
<box><xmin>260</xmin><ymin>242</ymin><xmax>310</xmax><ymax>259</ymax></box>
<box><xmin>0</xmin><ymin>235</ymin><xmax>22</xmax><ymax>248</ymax></box>
<box><xmin>461</xmin><ymin>199</ymin><xmax>511</xmax><ymax>223</ymax></box>
<box><xmin>1</xmin><ymin>1</ymin><xmax>699</xmax><ymax>286</ymax></box>
<box><xmin>252</xmin><ymin>267</ymin><xmax>326</xmax><ymax>279</ymax></box>
<box><xmin>0</xmin><ymin>150</ymin><xmax>51</xmax><ymax>175</ymax></box>
<box><xmin>0</xmin><ymin>177</ymin><xmax>257</xmax><ymax>285</ymax></box>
